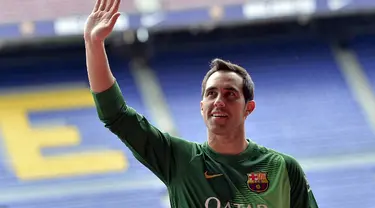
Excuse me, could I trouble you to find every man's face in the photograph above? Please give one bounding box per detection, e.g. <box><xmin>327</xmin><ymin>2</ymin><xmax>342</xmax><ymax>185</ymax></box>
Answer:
<box><xmin>200</xmin><ymin>71</ymin><xmax>255</xmax><ymax>135</ymax></box>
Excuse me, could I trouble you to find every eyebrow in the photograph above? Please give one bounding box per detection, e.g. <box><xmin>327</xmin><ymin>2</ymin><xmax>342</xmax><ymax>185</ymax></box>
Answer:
<box><xmin>205</xmin><ymin>86</ymin><xmax>240</xmax><ymax>93</ymax></box>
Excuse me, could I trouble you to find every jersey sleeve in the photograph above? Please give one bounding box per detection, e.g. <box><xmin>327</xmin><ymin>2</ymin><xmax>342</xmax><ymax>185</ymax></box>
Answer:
<box><xmin>282</xmin><ymin>154</ymin><xmax>319</xmax><ymax>208</ymax></box>
<box><xmin>91</xmin><ymin>81</ymin><xmax>194</xmax><ymax>185</ymax></box>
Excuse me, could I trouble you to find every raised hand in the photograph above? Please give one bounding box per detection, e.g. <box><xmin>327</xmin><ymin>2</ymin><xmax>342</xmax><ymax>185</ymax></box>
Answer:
<box><xmin>84</xmin><ymin>0</ymin><xmax>121</xmax><ymax>42</ymax></box>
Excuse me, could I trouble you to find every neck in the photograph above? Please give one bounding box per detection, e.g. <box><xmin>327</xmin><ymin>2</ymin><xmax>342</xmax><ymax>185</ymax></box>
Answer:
<box><xmin>207</xmin><ymin>128</ymin><xmax>248</xmax><ymax>155</ymax></box>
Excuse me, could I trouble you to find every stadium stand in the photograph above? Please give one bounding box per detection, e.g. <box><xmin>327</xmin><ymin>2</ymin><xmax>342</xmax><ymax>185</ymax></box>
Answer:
<box><xmin>152</xmin><ymin>37</ymin><xmax>375</xmax><ymax>157</ymax></box>
<box><xmin>1</xmin><ymin>1</ymin><xmax>375</xmax><ymax>208</ymax></box>
<box><xmin>350</xmin><ymin>35</ymin><xmax>375</xmax><ymax>93</ymax></box>
<box><xmin>0</xmin><ymin>47</ymin><xmax>166</xmax><ymax>208</ymax></box>
<box><xmin>1</xmin><ymin>33</ymin><xmax>375</xmax><ymax>207</ymax></box>
<box><xmin>151</xmin><ymin>36</ymin><xmax>375</xmax><ymax>207</ymax></box>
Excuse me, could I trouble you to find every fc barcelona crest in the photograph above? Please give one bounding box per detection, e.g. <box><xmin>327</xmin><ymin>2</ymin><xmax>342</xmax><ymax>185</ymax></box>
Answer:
<box><xmin>247</xmin><ymin>172</ymin><xmax>269</xmax><ymax>193</ymax></box>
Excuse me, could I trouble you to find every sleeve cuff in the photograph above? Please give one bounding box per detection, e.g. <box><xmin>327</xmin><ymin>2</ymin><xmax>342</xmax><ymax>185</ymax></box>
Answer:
<box><xmin>91</xmin><ymin>81</ymin><xmax>126</xmax><ymax>120</ymax></box>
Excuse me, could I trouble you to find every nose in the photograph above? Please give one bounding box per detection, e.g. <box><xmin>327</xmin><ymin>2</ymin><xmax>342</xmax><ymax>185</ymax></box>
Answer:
<box><xmin>214</xmin><ymin>97</ymin><xmax>225</xmax><ymax>108</ymax></box>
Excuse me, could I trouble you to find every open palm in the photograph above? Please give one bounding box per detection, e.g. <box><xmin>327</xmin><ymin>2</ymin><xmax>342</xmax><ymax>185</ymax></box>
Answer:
<box><xmin>84</xmin><ymin>0</ymin><xmax>121</xmax><ymax>42</ymax></box>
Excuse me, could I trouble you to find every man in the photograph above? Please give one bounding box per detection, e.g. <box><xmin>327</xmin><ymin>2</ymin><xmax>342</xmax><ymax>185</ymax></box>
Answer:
<box><xmin>84</xmin><ymin>0</ymin><xmax>319</xmax><ymax>207</ymax></box>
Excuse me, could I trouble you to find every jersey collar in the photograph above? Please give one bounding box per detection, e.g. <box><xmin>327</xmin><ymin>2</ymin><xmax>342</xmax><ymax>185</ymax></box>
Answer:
<box><xmin>203</xmin><ymin>139</ymin><xmax>256</xmax><ymax>163</ymax></box>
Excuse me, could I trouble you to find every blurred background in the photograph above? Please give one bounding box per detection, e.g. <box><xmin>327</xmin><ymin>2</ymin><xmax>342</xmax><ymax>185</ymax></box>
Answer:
<box><xmin>0</xmin><ymin>0</ymin><xmax>375</xmax><ymax>207</ymax></box>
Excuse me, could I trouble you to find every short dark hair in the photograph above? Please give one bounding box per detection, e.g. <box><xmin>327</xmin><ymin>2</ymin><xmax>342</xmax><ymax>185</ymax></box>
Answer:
<box><xmin>201</xmin><ymin>58</ymin><xmax>254</xmax><ymax>102</ymax></box>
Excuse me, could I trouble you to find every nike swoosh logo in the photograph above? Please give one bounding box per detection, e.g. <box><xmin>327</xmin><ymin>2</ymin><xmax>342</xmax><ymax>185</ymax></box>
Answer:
<box><xmin>204</xmin><ymin>171</ymin><xmax>223</xmax><ymax>179</ymax></box>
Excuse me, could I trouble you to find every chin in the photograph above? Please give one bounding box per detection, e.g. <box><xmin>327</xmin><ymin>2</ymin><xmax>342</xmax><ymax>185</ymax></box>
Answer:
<box><xmin>208</xmin><ymin>125</ymin><xmax>228</xmax><ymax>135</ymax></box>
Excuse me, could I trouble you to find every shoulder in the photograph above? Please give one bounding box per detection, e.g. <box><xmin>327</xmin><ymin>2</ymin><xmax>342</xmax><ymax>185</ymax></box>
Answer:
<box><xmin>259</xmin><ymin>145</ymin><xmax>310</xmax><ymax>191</ymax></box>
<box><xmin>251</xmin><ymin>141</ymin><xmax>305</xmax><ymax>177</ymax></box>
<box><xmin>252</xmin><ymin>142</ymin><xmax>317</xmax><ymax>207</ymax></box>
<box><xmin>168</xmin><ymin>135</ymin><xmax>201</xmax><ymax>147</ymax></box>
<box><xmin>278</xmin><ymin>152</ymin><xmax>304</xmax><ymax>173</ymax></box>
<box><xmin>168</xmin><ymin>135</ymin><xmax>203</xmax><ymax>155</ymax></box>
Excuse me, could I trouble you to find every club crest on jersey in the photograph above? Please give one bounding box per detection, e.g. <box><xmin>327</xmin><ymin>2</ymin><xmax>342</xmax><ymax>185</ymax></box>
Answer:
<box><xmin>247</xmin><ymin>172</ymin><xmax>269</xmax><ymax>193</ymax></box>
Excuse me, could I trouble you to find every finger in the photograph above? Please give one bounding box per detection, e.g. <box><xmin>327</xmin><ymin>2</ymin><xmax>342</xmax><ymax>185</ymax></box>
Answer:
<box><xmin>107</xmin><ymin>12</ymin><xmax>121</xmax><ymax>30</ymax></box>
<box><xmin>93</xmin><ymin>0</ymin><xmax>101</xmax><ymax>12</ymax></box>
<box><xmin>99</xmin><ymin>0</ymin><xmax>107</xmax><ymax>11</ymax></box>
<box><xmin>109</xmin><ymin>0</ymin><xmax>121</xmax><ymax>14</ymax></box>
<box><xmin>105</xmin><ymin>0</ymin><xmax>115</xmax><ymax>11</ymax></box>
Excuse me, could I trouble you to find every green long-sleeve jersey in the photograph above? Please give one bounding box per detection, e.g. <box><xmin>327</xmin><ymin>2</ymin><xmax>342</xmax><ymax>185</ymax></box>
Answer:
<box><xmin>92</xmin><ymin>81</ymin><xmax>319</xmax><ymax>208</ymax></box>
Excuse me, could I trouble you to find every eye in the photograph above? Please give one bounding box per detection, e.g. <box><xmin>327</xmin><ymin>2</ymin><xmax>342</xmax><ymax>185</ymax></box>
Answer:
<box><xmin>206</xmin><ymin>91</ymin><xmax>216</xmax><ymax>97</ymax></box>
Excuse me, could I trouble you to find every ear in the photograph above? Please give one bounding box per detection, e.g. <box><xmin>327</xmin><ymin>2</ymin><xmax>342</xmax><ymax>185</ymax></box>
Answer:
<box><xmin>200</xmin><ymin>101</ymin><xmax>204</xmax><ymax>116</ymax></box>
<box><xmin>245</xmin><ymin>100</ymin><xmax>256</xmax><ymax>118</ymax></box>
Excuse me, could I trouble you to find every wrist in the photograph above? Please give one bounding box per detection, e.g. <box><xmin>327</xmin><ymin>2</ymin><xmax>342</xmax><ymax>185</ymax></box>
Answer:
<box><xmin>84</xmin><ymin>38</ymin><xmax>105</xmax><ymax>49</ymax></box>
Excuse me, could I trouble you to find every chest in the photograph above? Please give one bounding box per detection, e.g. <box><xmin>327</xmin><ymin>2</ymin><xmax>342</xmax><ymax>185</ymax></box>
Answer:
<box><xmin>172</xmin><ymin>155</ymin><xmax>290</xmax><ymax>208</ymax></box>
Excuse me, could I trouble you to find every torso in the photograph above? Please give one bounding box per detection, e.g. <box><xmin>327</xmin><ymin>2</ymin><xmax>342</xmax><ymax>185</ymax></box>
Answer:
<box><xmin>168</xmin><ymin>142</ymin><xmax>291</xmax><ymax>208</ymax></box>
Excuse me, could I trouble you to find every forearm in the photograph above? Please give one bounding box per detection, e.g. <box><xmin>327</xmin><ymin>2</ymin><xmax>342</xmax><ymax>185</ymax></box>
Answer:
<box><xmin>85</xmin><ymin>40</ymin><xmax>115</xmax><ymax>93</ymax></box>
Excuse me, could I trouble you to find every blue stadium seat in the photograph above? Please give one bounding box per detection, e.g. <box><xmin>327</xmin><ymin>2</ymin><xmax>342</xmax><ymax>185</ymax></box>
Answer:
<box><xmin>1</xmin><ymin>37</ymin><xmax>374</xmax><ymax>208</ymax></box>
<box><xmin>151</xmin><ymin>39</ymin><xmax>375</xmax><ymax>158</ymax></box>
<box><xmin>151</xmin><ymin>38</ymin><xmax>375</xmax><ymax>208</ymax></box>
<box><xmin>349</xmin><ymin>35</ymin><xmax>375</xmax><ymax>93</ymax></box>
<box><xmin>7</xmin><ymin>188</ymin><xmax>168</xmax><ymax>208</ymax></box>
<box><xmin>309</xmin><ymin>165</ymin><xmax>375</xmax><ymax>208</ymax></box>
<box><xmin>0</xmin><ymin>49</ymin><xmax>163</xmax><ymax>208</ymax></box>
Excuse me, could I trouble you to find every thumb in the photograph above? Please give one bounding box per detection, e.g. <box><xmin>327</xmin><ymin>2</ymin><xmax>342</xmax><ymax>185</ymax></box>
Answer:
<box><xmin>107</xmin><ymin>12</ymin><xmax>121</xmax><ymax>30</ymax></box>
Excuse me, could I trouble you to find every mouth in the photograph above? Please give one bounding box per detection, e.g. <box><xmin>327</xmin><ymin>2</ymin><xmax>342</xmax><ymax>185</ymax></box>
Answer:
<box><xmin>210</xmin><ymin>112</ymin><xmax>229</xmax><ymax>118</ymax></box>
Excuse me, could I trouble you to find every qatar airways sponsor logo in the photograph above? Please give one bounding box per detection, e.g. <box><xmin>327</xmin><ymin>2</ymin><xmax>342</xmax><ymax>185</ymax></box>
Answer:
<box><xmin>205</xmin><ymin>197</ymin><xmax>268</xmax><ymax>208</ymax></box>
